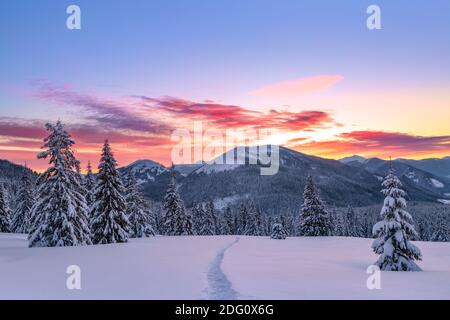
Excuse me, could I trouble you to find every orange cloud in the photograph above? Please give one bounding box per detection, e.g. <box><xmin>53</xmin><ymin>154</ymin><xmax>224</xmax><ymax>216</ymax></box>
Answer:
<box><xmin>250</xmin><ymin>75</ymin><xmax>344</xmax><ymax>97</ymax></box>
<box><xmin>288</xmin><ymin>131</ymin><xmax>450</xmax><ymax>159</ymax></box>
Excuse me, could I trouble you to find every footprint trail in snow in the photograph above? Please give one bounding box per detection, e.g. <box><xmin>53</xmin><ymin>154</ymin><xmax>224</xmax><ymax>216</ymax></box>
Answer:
<box><xmin>206</xmin><ymin>237</ymin><xmax>240</xmax><ymax>300</ymax></box>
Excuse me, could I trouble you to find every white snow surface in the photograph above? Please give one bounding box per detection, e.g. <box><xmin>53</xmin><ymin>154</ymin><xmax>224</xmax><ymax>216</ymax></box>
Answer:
<box><xmin>1</xmin><ymin>234</ymin><xmax>449</xmax><ymax>299</ymax></box>
<box><xmin>222</xmin><ymin>237</ymin><xmax>450</xmax><ymax>299</ymax></box>
<box><xmin>430</xmin><ymin>178</ymin><xmax>444</xmax><ymax>188</ymax></box>
<box><xmin>437</xmin><ymin>199</ymin><xmax>450</xmax><ymax>205</ymax></box>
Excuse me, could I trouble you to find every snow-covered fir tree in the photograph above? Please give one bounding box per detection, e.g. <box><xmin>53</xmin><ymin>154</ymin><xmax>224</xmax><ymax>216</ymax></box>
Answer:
<box><xmin>299</xmin><ymin>175</ymin><xmax>332</xmax><ymax>236</ymax></box>
<box><xmin>90</xmin><ymin>140</ymin><xmax>130</xmax><ymax>244</ymax></box>
<box><xmin>280</xmin><ymin>211</ymin><xmax>295</xmax><ymax>237</ymax></box>
<box><xmin>271</xmin><ymin>223</ymin><xmax>287</xmax><ymax>239</ymax></box>
<box><xmin>264</xmin><ymin>215</ymin><xmax>273</xmax><ymax>236</ymax></box>
<box><xmin>236</xmin><ymin>204</ymin><xmax>248</xmax><ymax>235</ymax></box>
<box><xmin>125</xmin><ymin>173</ymin><xmax>154</xmax><ymax>238</ymax></box>
<box><xmin>192</xmin><ymin>201</ymin><xmax>205</xmax><ymax>235</ymax></box>
<box><xmin>0</xmin><ymin>184</ymin><xmax>11</xmax><ymax>232</ymax></box>
<box><xmin>344</xmin><ymin>206</ymin><xmax>358</xmax><ymax>237</ymax></box>
<box><xmin>430</xmin><ymin>212</ymin><xmax>449</xmax><ymax>242</ymax></box>
<box><xmin>28</xmin><ymin>121</ymin><xmax>92</xmax><ymax>247</ymax></box>
<box><xmin>84</xmin><ymin>161</ymin><xmax>96</xmax><ymax>210</ymax></box>
<box><xmin>193</xmin><ymin>201</ymin><xmax>216</xmax><ymax>235</ymax></box>
<box><xmin>202</xmin><ymin>200</ymin><xmax>218</xmax><ymax>235</ymax></box>
<box><xmin>220</xmin><ymin>206</ymin><xmax>235</xmax><ymax>235</ymax></box>
<box><xmin>371</xmin><ymin>170</ymin><xmax>422</xmax><ymax>271</ymax></box>
<box><xmin>163</xmin><ymin>171</ymin><xmax>193</xmax><ymax>236</ymax></box>
<box><xmin>11</xmin><ymin>171</ymin><xmax>35</xmax><ymax>233</ymax></box>
<box><xmin>244</xmin><ymin>201</ymin><xmax>260</xmax><ymax>236</ymax></box>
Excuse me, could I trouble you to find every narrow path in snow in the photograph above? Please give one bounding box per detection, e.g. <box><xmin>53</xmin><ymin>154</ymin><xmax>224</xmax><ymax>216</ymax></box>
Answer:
<box><xmin>206</xmin><ymin>237</ymin><xmax>240</xmax><ymax>300</ymax></box>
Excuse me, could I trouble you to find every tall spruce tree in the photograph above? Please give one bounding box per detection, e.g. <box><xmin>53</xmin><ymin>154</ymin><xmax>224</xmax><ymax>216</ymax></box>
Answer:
<box><xmin>244</xmin><ymin>201</ymin><xmax>260</xmax><ymax>236</ymax></box>
<box><xmin>90</xmin><ymin>140</ymin><xmax>129</xmax><ymax>244</ymax></box>
<box><xmin>28</xmin><ymin>121</ymin><xmax>91</xmax><ymax>247</ymax></box>
<box><xmin>237</xmin><ymin>204</ymin><xmax>248</xmax><ymax>235</ymax></box>
<box><xmin>125</xmin><ymin>173</ymin><xmax>154</xmax><ymax>238</ymax></box>
<box><xmin>11</xmin><ymin>171</ymin><xmax>35</xmax><ymax>233</ymax></box>
<box><xmin>299</xmin><ymin>175</ymin><xmax>332</xmax><ymax>236</ymax></box>
<box><xmin>84</xmin><ymin>161</ymin><xmax>96</xmax><ymax>210</ymax></box>
<box><xmin>430</xmin><ymin>212</ymin><xmax>449</xmax><ymax>242</ymax></box>
<box><xmin>221</xmin><ymin>207</ymin><xmax>235</xmax><ymax>235</ymax></box>
<box><xmin>372</xmin><ymin>170</ymin><xmax>422</xmax><ymax>271</ymax></box>
<box><xmin>0</xmin><ymin>184</ymin><xmax>11</xmax><ymax>232</ymax></box>
<box><xmin>202</xmin><ymin>200</ymin><xmax>218</xmax><ymax>235</ymax></box>
<box><xmin>163</xmin><ymin>172</ymin><xmax>193</xmax><ymax>236</ymax></box>
<box><xmin>344</xmin><ymin>206</ymin><xmax>358</xmax><ymax>237</ymax></box>
<box><xmin>192</xmin><ymin>202</ymin><xmax>205</xmax><ymax>235</ymax></box>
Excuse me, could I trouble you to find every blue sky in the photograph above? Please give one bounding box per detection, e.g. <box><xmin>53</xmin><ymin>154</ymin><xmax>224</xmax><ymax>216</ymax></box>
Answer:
<box><xmin>0</xmin><ymin>0</ymin><xmax>450</xmax><ymax>168</ymax></box>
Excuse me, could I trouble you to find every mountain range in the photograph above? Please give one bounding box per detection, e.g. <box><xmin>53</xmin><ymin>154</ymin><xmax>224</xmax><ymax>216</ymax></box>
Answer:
<box><xmin>1</xmin><ymin>147</ymin><xmax>450</xmax><ymax>213</ymax></box>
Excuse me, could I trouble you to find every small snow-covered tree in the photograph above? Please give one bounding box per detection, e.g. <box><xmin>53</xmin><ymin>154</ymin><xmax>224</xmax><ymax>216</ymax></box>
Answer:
<box><xmin>28</xmin><ymin>121</ymin><xmax>91</xmax><ymax>247</ymax></box>
<box><xmin>125</xmin><ymin>173</ymin><xmax>154</xmax><ymax>238</ymax></box>
<box><xmin>163</xmin><ymin>173</ymin><xmax>193</xmax><ymax>236</ymax></box>
<box><xmin>271</xmin><ymin>223</ymin><xmax>287</xmax><ymax>239</ymax></box>
<box><xmin>0</xmin><ymin>184</ymin><xmax>11</xmax><ymax>232</ymax></box>
<box><xmin>11</xmin><ymin>171</ymin><xmax>35</xmax><ymax>233</ymax></box>
<box><xmin>90</xmin><ymin>140</ymin><xmax>129</xmax><ymax>244</ymax></box>
<box><xmin>430</xmin><ymin>212</ymin><xmax>449</xmax><ymax>242</ymax></box>
<box><xmin>372</xmin><ymin>170</ymin><xmax>422</xmax><ymax>271</ymax></box>
<box><xmin>299</xmin><ymin>175</ymin><xmax>332</xmax><ymax>236</ymax></box>
<box><xmin>84</xmin><ymin>161</ymin><xmax>96</xmax><ymax>210</ymax></box>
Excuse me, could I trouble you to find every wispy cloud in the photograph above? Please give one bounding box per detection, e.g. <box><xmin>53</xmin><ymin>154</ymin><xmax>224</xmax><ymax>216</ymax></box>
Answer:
<box><xmin>250</xmin><ymin>75</ymin><xmax>344</xmax><ymax>97</ymax></box>
<box><xmin>33</xmin><ymin>81</ymin><xmax>171</xmax><ymax>135</ymax></box>
<box><xmin>138</xmin><ymin>96</ymin><xmax>336</xmax><ymax>131</ymax></box>
<box><xmin>288</xmin><ymin>130</ymin><xmax>450</xmax><ymax>159</ymax></box>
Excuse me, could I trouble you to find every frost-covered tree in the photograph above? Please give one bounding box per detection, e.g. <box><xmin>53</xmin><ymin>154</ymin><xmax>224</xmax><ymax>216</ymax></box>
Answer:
<box><xmin>90</xmin><ymin>140</ymin><xmax>129</xmax><ymax>244</ymax></box>
<box><xmin>244</xmin><ymin>201</ymin><xmax>260</xmax><ymax>236</ymax></box>
<box><xmin>299</xmin><ymin>175</ymin><xmax>332</xmax><ymax>236</ymax></box>
<box><xmin>194</xmin><ymin>201</ymin><xmax>217</xmax><ymax>235</ymax></box>
<box><xmin>271</xmin><ymin>223</ymin><xmax>287</xmax><ymax>239</ymax></box>
<box><xmin>0</xmin><ymin>184</ymin><xmax>11</xmax><ymax>232</ymax></box>
<box><xmin>192</xmin><ymin>202</ymin><xmax>205</xmax><ymax>235</ymax></box>
<box><xmin>125</xmin><ymin>173</ymin><xmax>154</xmax><ymax>238</ymax></box>
<box><xmin>204</xmin><ymin>200</ymin><xmax>218</xmax><ymax>235</ymax></box>
<box><xmin>220</xmin><ymin>207</ymin><xmax>235</xmax><ymax>235</ymax></box>
<box><xmin>11</xmin><ymin>171</ymin><xmax>35</xmax><ymax>233</ymax></box>
<box><xmin>430</xmin><ymin>212</ymin><xmax>449</xmax><ymax>242</ymax></box>
<box><xmin>28</xmin><ymin>121</ymin><xmax>91</xmax><ymax>247</ymax></box>
<box><xmin>280</xmin><ymin>211</ymin><xmax>295</xmax><ymax>236</ymax></box>
<box><xmin>84</xmin><ymin>161</ymin><xmax>96</xmax><ymax>210</ymax></box>
<box><xmin>236</xmin><ymin>204</ymin><xmax>248</xmax><ymax>235</ymax></box>
<box><xmin>163</xmin><ymin>173</ymin><xmax>193</xmax><ymax>236</ymax></box>
<box><xmin>344</xmin><ymin>206</ymin><xmax>358</xmax><ymax>237</ymax></box>
<box><xmin>372</xmin><ymin>170</ymin><xmax>422</xmax><ymax>271</ymax></box>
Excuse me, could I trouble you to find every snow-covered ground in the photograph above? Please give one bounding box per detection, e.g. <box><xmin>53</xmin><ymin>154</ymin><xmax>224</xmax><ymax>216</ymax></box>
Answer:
<box><xmin>1</xmin><ymin>234</ymin><xmax>449</xmax><ymax>300</ymax></box>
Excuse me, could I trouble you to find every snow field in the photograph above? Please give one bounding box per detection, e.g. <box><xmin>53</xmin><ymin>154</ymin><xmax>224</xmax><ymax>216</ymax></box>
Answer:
<box><xmin>1</xmin><ymin>234</ymin><xmax>449</xmax><ymax>299</ymax></box>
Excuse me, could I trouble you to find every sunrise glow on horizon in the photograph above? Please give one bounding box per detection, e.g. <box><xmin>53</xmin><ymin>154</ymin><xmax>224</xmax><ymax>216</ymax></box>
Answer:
<box><xmin>1</xmin><ymin>0</ymin><xmax>450</xmax><ymax>171</ymax></box>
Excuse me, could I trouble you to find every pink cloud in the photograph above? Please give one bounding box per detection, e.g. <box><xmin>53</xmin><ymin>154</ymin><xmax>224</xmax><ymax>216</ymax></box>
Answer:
<box><xmin>250</xmin><ymin>75</ymin><xmax>344</xmax><ymax>97</ymax></box>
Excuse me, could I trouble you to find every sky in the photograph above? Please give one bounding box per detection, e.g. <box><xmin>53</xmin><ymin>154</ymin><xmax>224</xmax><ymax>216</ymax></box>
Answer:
<box><xmin>0</xmin><ymin>0</ymin><xmax>450</xmax><ymax>171</ymax></box>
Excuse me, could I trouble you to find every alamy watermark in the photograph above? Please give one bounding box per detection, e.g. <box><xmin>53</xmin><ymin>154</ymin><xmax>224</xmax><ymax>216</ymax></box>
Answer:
<box><xmin>66</xmin><ymin>265</ymin><xmax>81</xmax><ymax>290</ymax></box>
<box><xmin>366</xmin><ymin>265</ymin><xmax>381</xmax><ymax>290</ymax></box>
<box><xmin>66</xmin><ymin>5</ymin><xmax>81</xmax><ymax>30</ymax></box>
<box><xmin>367</xmin><ymin>5</ymin><xmax>381</xmax><ymax>30</ymax></box>
<box><xmin>171</xmin><ymin>122</ymin><xmax>280</xmax><ymax>176</ymax></box>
